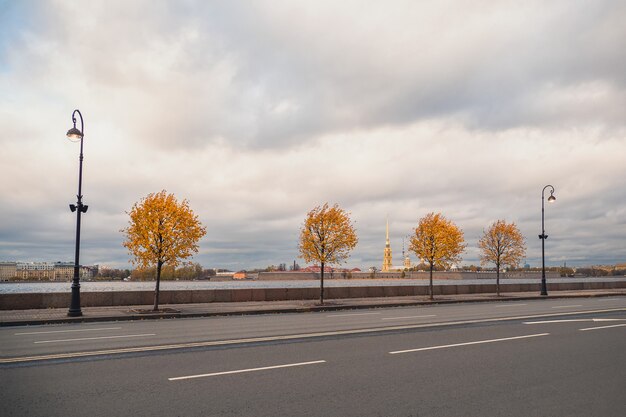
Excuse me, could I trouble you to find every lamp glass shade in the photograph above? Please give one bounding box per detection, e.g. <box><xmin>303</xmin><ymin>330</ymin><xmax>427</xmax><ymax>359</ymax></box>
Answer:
<box><xmin>66</xmin><ymin>127</ymin><xmax>83</xmax><ymax>140</ymax></box>
<box><xmin>548</xmin><ymin>194</ymin><xmax>556</xmax><ymax>202</ymax></box>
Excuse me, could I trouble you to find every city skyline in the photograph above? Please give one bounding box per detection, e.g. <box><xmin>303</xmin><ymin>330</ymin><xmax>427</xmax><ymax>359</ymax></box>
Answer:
<box><xmin>1</xmin><ymin>1</ymin><xmax>625</xmax><ymax>270</ymax></box>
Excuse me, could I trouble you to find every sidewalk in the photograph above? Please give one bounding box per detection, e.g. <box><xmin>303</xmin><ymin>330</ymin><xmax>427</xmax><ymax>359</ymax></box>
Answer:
<box><xmin>1</xmin><ymin>289</ymin><xmax>624</xmax><ymax>326</ymax></box>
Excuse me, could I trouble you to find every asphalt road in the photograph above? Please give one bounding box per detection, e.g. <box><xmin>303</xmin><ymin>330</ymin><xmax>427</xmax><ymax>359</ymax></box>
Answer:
<box><xmin>1</xmin><ymin>297</ymin><xmax>625</xmax><ymax>416</ymax></box>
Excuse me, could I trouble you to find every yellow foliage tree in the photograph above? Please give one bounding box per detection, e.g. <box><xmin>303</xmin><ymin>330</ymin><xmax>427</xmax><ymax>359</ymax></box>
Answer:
<box><xmin>299</xmin><ymin>203</ymin><xmax>358</xmax><ymax>304</ymax></box>
<box><xmin>122</xmin><ymin>190</ymin><xmax>206</xmax><ymax>311</ymax></box>
<box><xmin>410</xmin><ymin>212</ymin><xmax>466</xmax><ymax>300</ymax></box>
<box><xmin>478</xmin><ymin>220</ymin><xmax>526</xmax><ymax>296</ymax></box>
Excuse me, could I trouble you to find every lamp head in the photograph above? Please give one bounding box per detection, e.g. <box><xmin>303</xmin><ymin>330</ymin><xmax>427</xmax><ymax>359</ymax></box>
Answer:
<box><xmin>548</xmin><ymin>192</ymin><xmax>556</xmax><ymax>203</ymax></box>
<box><xmin>66</xmin><ymin>127</ymin><xmax>83</xmax><ymax>141</ymax></box>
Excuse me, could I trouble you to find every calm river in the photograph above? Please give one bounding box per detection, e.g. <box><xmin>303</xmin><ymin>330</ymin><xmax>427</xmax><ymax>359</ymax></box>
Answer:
<box><xmin>1</xmin><ymin>277</ymin><xmax>624</xmax><ymax>294</ymax></box>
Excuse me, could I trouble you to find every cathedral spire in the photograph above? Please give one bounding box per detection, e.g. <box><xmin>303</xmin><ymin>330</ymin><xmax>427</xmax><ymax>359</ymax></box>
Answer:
<box><xmin>383</xmin><ymin>216</ymin><xmax>392</xmax><ymax>272</ymax></box>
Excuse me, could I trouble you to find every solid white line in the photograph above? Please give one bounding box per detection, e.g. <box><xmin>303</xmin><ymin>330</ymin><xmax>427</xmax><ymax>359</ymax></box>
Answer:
<box><xmin>382</xmin><ymin>315</ymin><xmax>436</xmax><ymax>320</ymax></box>
<box><xmin>328</xmin><ymin>312</ymin><xmax>381</xmax><ymax>317</ymax></box>
<box><xmin>389</xmin><ymin>333</ymin><xmax>550</xmax><ymax>355</ymax></box>
<box><xmin>551</xmin><ymin>305</ymin><xmax>583</xmax><ymax>309</ymax></box>
<box><xmin>3</xmin><ymin>308</ymin><xmax>622</xmax><ymax>364</ymax></box>
<box><xmin>168</xmin><ymin>360</ymin><xmax>326</xmax><ymax>381</ymax></box>
<box><xmin>494</xmin><ymin>304</ymin><xmax>527</xmax><ymax>308</ymax></box>
<box><xmin>34</xmin><ymin>334</ymin><xmax>156</xmax><ymax>344</ymax></box>
<box><xmin>579</xmin><ymin>324</ymin><xmax>626</xmax><ymax>331</ymax></box>
<box><xmin>15</xmin><ymin>327</ymin><xmax>122</xmax><ymax>336</ymax></box>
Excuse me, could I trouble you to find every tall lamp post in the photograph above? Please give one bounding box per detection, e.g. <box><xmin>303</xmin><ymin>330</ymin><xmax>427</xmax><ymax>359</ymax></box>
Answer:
<box><xmin>539</xmin><ymin>185</ymin><xmax>556</xmax><ymax>296</ymax></box>
<box><xmin>67</xmin><ymin>109</ymin><xmax>88</xmax><ymax>317</ymax></box>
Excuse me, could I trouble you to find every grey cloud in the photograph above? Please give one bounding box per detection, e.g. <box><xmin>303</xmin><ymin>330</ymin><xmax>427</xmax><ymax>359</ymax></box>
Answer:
<box><xmin>17</xmin><ymin>2</ymin><xmax>625</xmax><ymax>149</ymax></box>
<box><xmin>1</xmin><ymin>1</ymin><xmax>624</xmax><ymax>270</ymax></box>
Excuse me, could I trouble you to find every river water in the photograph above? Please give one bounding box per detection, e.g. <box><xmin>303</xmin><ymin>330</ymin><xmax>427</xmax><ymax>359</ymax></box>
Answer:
<box><xmin>1</xmin><ymin>277</ymin><xmax>624</xmax><ymax>294</ymax></box>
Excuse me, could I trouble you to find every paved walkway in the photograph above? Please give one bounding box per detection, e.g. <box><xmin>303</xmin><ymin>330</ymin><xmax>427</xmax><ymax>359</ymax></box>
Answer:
<box><xmin>1</xmin><ymin>289</ymin><xmax>624</xmax><ymax>326</ymax></box>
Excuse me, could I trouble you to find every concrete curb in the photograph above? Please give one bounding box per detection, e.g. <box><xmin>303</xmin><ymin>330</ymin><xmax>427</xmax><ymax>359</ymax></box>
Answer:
<box><xmin>1</xmin><ymin>291</ymin><xmax>623</xmax><ymax>327</ymax></box>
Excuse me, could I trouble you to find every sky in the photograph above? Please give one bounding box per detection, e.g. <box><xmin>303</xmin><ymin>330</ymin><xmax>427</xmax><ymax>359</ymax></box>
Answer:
<box><xmin>1</xmin><ymin>0</ymin><xmax>625</xmax><ymax>270</ymax></box>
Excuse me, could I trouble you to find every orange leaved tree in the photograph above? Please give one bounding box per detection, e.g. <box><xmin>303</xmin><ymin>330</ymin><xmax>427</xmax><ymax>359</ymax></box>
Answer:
<box><xmin>299</xmin><ymin>203</ymin><xmax>358</xmax><ymax>305</ymax></box>
<box><xmin>478</xmin><ymin>220</ymin><xmax>526</xmax><ymax>296</ymax></box>
<box><xmin>122</xmin><ymin>190</ymin><xmax>206</xmax><ymax>311</ymax></box>
<box><xmin>409</xmin><ymin>212</ymin><xmax>466</xmax><ymax>300</ymax></box>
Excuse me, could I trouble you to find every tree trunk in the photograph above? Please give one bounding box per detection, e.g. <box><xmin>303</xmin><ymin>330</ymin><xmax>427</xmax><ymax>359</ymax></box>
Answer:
<box><xmin>496</xmin><ymin>261</ymin><xmax>500</xmax><ymax>297</ymax></box>
<box><xmin>153</xmin><ymin>260</ymin><xmax>163</xmax><ymax>311</ymax></box>
<box><xmin>320</xmin><ymin>262</ymin><xmax>325</xmax><ymax>305</ymax></box>
<box><xmin>429</xmin><ymin>263</ymin><xmax>434</xmax><ymax>300</ymax></box>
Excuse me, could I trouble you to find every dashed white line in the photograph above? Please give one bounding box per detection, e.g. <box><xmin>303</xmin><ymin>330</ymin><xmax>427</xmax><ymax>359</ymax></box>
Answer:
<box><xmin>168</xmin><ymin>360</ymin><xmax>326</xmax><ymax>381</ymax></box>
<box><xmin>525</xmin><ymin>318</ymin><xmax>626</xmax><ymax>325</ymax></box>
<box><xmin>15</xmin><ymin>327</ymin><xmax>123</xmax><ymax>336</ymax></box>
<box><xmin>382</xmin><ymin>315</ymin><xmax>436</xmax><ymax>320</ymax></box>
<box><xmin>328</xmin><ymin>312</ymin><xmax>381</xmax><ymax>317</ymax></box>
<box><xmin>494</xmin><ymin>304</ymin><xmax>527</xmax><ymax>308</ymax></box>
<box><xmin>579</xmin><ymin>324</ymin><xmax>626</xmax><ymax>331</ymax></box>
<box><xmin>389</xmin><ymin>333</ymin><xmax>550</xmax><ymax>354</ymax></box>
<box><xmin>551</xmin><ymin>305</ymin><xmax>583</xmax><ymax>309</ymax></box>
<box><xmin>3</xmin><ymin>308</ymin><xmax>622</xmax><ymax>364</ymax></box>
<box><xmin>525</xmin><ymin>319</ymin><xmax>593</xmax><ymax>324</ymax></box>
<box><xmin>34</xmin><ymin>334</ymin><xmax>156</xmax><ymax>344</ymax></box>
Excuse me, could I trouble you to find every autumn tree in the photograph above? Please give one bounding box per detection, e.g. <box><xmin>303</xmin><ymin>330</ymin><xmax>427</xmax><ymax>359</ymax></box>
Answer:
<box><xmin>122</xmin><ymin>190</ymin><xmax>206</xmax><ymax>311</ymax></box>
<box><xmin>299</xmin><ymin>203</ymin><xmax>358</xmax><ymax>304</ymax></box>
<box><xmin>478</xmin><ymin>220</ymin><xmax>526</xmax><ymax>296</ymax></box>
<box><xmin>409</xmin><ymin>212</ymin><xmax>466</xmax><ymax>300</ymax></box>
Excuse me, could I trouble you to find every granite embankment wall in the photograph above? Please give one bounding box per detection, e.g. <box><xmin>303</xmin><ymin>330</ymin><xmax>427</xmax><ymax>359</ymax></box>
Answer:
<box><xmin>1</xmin><ymin>280</ymin><xmax>624</xmax><ymax>310</ymax></box>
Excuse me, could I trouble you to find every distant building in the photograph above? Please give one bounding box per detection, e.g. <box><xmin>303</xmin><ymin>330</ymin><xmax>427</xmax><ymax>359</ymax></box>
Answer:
<box><xmin>233</xmin><ymin>271</ymin><xmax>247</xmax><ymax>279</ymax></box>
<box><xmin>382</xmin><ymin>219</ymin><xmax>415</xmax><ymax>272</ymax></box>
<box><xmin>16</xmin><ymin>262</ymin><xmax>55</xmax><ymax>280</ymax></box>
<box><xmin>382</xmin><ymin>218</ymin><xmax>393</xmax><ymax>272</ymax></box>
<box><xmin>0</xmin><ymin>261</ymin><xmax>96</xmax><ymax>281</ymax></box>
<box><xmin>54</xmin><ymin>262</ymin><xmax>74</xmax><ymax>281</ymax></box>
<box><xmin>0</xmin><ymin>262</ymin><xmax>17</xmax><ymax>281</ymax></box>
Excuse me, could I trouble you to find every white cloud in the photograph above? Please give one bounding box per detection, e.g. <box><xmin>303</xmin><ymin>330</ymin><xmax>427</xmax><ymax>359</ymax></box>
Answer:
<box><xmin>0</xmin><ymin>0</ymin><xmax>624</xmax><ymax>269</ymax></box>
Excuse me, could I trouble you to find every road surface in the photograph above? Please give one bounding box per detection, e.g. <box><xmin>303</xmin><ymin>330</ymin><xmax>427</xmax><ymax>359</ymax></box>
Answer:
<box><xmin>1</xmin><ymin>297</ymin><xmax>624</xmax><ymax>416</ymax></box>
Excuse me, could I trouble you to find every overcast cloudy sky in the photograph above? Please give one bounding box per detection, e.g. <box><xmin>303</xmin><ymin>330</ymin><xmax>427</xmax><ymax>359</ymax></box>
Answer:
<box><xmin>1</xmin><ymin>0</ymin><xmax>624</xmax><ymax>270</ymax></box>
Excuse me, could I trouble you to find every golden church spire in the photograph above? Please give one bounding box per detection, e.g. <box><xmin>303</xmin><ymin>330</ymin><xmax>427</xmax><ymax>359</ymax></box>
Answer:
<box><xmin>382</xmin><ymin>216</ymin><xmax>392</xmax><ymax>272</ymax></box>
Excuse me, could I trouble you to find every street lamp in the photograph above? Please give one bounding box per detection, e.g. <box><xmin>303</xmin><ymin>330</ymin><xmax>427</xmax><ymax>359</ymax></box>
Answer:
<box><xmin>67</xmin><ymin>109</ymin><xmax>88</xmax><ymax>317</ymax></box>
<box><xmin>539</xmin><ymin>185</ymin><xmax>556</xmax><ymax>296</ymax></box>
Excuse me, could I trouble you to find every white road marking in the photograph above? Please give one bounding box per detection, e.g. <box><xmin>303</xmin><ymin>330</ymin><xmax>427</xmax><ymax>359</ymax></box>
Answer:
<box><xmin>382</xmin><ymin>315</ymin><xmax>436</xmax><ymax>320</ymax></box>
<box><xmin>34</xmin><ymin>334</ymin><xmax>156</xmax><ymax>344</ymax></box>
<box><xmin>168</xmin><ymin>360</ymin><xmax>326</xmax><ymax>381</ymax></box>
<box><xmin>389</xmin><ymin>333</ymin><xmax>550</xmax><ymax>355</ymax></box>
<box><xmin>525</xmin><ymin>319</ymin><xmax>591</xmax><ymax>324</ymax></box>
<box><xmin>590</xmin><ymin>318</ymin><xmax>626</xmax><ymax>321</ymax></box>
<box><xmin>494</xmin><ymin>304</ymin><xmax>527</xmax><ymax>308</ymax></box>
<box><xmin>327</xmin><ymin>312</ymin><xmax>381</xmax><ymax>317</ymax></box>
<box><xmin>551</xmin><ymin>305</ymin><xmax>583</xmax><ymax>309</ymax></box>
<box><xmin>15</xmin><ymin>327</ymin><xmax>123</xmax><ymax>336</ymax></box>
<box><xmin>579</xmin><ymin>324</ymin><xmax>626</xmax><ymax>331</ymax></box>
<box><xmin>525</xmin><ymin>318</ymin><xmax>626</xmax><ymax>325</ymax></box>
<box><xmin>2</xmin><ymin>308</ymin><xmax>622</xmax><ymax>364</ymax></box>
